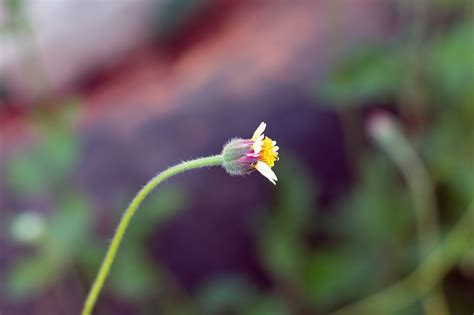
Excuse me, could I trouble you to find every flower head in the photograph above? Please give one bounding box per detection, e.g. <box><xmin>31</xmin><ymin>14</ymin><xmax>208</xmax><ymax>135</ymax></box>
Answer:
<box><xmin>222</xmin><ymin>122</ymin><xmax>279</xmax><ymax>184</ymax></box>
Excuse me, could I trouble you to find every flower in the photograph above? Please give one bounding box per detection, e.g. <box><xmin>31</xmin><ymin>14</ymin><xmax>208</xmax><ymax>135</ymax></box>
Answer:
<box><xmin>222</xmin><ymin>122</ymin><xmax>279</xmax><ymax>184</ymax></box>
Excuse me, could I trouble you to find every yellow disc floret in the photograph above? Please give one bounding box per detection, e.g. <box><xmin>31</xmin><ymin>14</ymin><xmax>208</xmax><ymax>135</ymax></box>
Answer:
<box><xmin>259</xmin><ymin>137</ymin><xmax>279</xmax><ymax>167</ymax></box>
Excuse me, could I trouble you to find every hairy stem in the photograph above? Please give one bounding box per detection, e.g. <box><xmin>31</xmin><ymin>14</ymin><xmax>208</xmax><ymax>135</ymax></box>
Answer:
<box><xmin>81</xmin><ymin>155</ymin><xmax>224</xmax><ymax>315</ymax></box>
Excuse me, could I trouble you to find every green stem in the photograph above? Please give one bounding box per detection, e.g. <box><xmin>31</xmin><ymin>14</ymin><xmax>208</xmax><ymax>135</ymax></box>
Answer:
<box><xmin>374</xmin><ymin>120</ymin><xmax>449</xmax><ymax>314</ymax></box>
<box><xmin>81</xmin><ymin>154</ymin><xmax>224</xmax><ymax>315</ymax></box>
<box><xmin>331</xmin><ymin>200</ymin><xmax>474</xmax><ymax>315</ymax></box>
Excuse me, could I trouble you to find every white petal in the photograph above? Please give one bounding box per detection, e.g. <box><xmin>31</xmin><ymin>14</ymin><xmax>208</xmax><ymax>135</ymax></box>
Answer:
<box><xmin>272</xmin><ymin>141</ymin><xmax>277</xmax><ymax>145</ymax></box>
<box><xmin>255</xmin><ymin>161</ymin><xmax>278</xmax><ymax>185</ymax></box>
<box><xmin>252</xmin><ymin>135</ymin><xmax>264</xmax><ymax>153</ymax></box>
<box><xmin>253</xmin><ymin>144</ymin><xmax>262</xmax><ymax>154</ymax></box>
<box><xmin>252</xmin><ymin>122</ymin><xmax>266</xmax><ymax>140</ymax></box>
<box><xmin>272</xmin><ymin>146</ymin><xmax>279</xmax><ymax>152</ymax></box>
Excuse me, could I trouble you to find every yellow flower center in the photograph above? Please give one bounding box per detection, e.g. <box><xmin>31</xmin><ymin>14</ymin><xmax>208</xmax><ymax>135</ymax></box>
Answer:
<box><xmin>259</xmin><ymin>137</ymin><xmax>279</xmax><ymax>167</ymax></box>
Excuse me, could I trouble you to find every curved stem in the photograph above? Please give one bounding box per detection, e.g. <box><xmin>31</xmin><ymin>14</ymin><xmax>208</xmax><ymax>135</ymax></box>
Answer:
<box><xmin>370</xmin><ymin>117</ymin><xmax>449</xmax><ymax>314</ymax></box>
<box><xmin>81</xmin><ymin>155</ymin><xmax>224</xmax><ymax>315</ymax></box>
<box><xmin>331</xmin><ymin>200</ymin><xmax>474</xmax><ymax>315</ymax></box>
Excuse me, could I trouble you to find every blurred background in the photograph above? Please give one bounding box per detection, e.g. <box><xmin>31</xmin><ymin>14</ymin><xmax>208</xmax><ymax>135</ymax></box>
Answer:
<box><xmin>1</xmin><ymin>0</ymin><xmax>473</xmax><ymax>314</ymax></box>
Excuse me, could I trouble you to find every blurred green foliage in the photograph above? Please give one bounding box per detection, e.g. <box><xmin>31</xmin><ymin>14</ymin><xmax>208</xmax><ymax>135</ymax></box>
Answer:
<box><xmin>258</xmin><ymin>156</ymin><xmax>315</xmax><ymax>282</ymax></box>
<box><xmin>319</xmin><ymin>46</ymin><xmax>404</xmax><ymax>106</ymax></box>
<box><xmin>7</xmin><ymin>192</ymin><xmax>91</xmax><ymax>299</ymax></box>
<box><xmin>5</xmin><ymin>103</ymin><xmax>88</xmax><ymax>299</ymax></box>
<box><xmin>197</xmin><ymin>277</ymin><xmax>290</xmax><ymax>315</ymax></box>
<box><xmin>108</xmin><ymin>185</ymin><xmax>187</xmax><ymax>301</ymax></box>
<box><xmin>315</xmin><ymin>1</ymin><xmax>474</xmax><ymax>313</ymax></box>
<box><xmin>309</xmin><ymin>157</ymin><xmax>413</xmax><ymax>307</ymax></box>
<box><xmin>3</xmin><ymin>103</ymin><xmax>190</xmax><ymax>313</ymax></box>
<box><xmin>320</xmin><ymin>21</ymin><xmax>474</xmax><ymax>111</ymax></box>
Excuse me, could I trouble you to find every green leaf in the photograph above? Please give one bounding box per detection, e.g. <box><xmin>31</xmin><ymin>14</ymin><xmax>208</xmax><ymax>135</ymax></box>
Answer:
<box><xmin>318</xmin><ymin>46</ymin><xmax>403</xmax><ymax>107</ymax></box>
<box><xmin>6</xmin><ymin>255</ymin><xmax>60</xmax><ymax>300</ymax></box>
<box><xmin>334</xmin><ymin>157</ymin><xmax>411</xmax><ymax>246</ymax></box>
<box><xmin>6</xmin><ymin>103</ymin><xmax>80</xmax><ymax>195</ymax></box>
<box><xmin>6</xmin><ymin>150</ymin><xmax>49</xmax><ymax>195</ymax></box>
<box><xmin>258</xmin><ymin>156</ymin><xmax>315</xmax><ymax>280</ymax></box>
<box><xmin>39</xmin><ymin>129</ymin><xmax>79</xmax><ymax>178</ymax></box>
<box><xmin>105</xmin><ymin>185</ymin><xmax>186</xmax><ymax>300</ymax></box>
<box><xmin>425</xmin><ymin>112</ymin><xmax>474</xmax><ymax>204</ymax></box>
<box><xmin>109</xmin><ymin>247</ymin><xmax>159</xmax><ymax>301</ymax></box>
<box><xmin>303</xmin><ymin>250</ymin><xmax>370</xmax><ymax>307</ymax></box>
<box><xmin>197</xmin><ymin>277</ymin><xmax>256</xmax><ymax>314</ymax></box>
<box><xmin>429</xmin><ymin>22</ymin><xmax>474</xmax><ymax>108</ymax></box>
<box><xmin>197</xmin><ymin>277</ymin><xmax>290</xmax><ymax>315</ymax></box>
<box><xmin>125</xmin><ymin>185</ymin><xmax>187</xmax><ymax>241</ymax></box>
<box><xmin>246</xmin><ymin>296</ymin><xmax>290</xmax><ymax>315</ymax></box>
<box><xmin>46</xmin><ymin>193</ymin><xmax>91</xmax><ymax>258</ymax></box>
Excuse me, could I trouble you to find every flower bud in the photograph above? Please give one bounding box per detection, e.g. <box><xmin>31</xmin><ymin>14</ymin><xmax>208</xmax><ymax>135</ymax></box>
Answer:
<box><xmin>222</xmin><ymin>138</ymin><xmax>259</xmax><ymax>175</ymax></box>
<box><xmin>221</xmin><ymin>122</ymin><xmax>279</xmax><ymax>184</ymax></box>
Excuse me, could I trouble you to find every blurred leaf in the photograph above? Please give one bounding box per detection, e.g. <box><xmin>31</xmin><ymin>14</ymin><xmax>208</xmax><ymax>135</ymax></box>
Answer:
<box><xmin>334</xmin><ymin>156</ymin><xmax>411</xmax><ymax>246</ymax></box>
<box><xmin>109</xmin><ymin>247</ymin><xmax>158</xmax><ymax>301</ymax></box>
<box><xmin>125</xmin><ymin>184</ymin><xmax>187</xmax><ymax>241</ymax></box>
<box><xmin>4</xmin><ymin>102</ymin><xmax>88</xmax><ymax>301</ymax></box>
<box><xmin>39</xmin><ymin>128</ymin><xmax>80</xmax><ymax>177</ymax></box>
<box><xmin>303</xmin><ymin>250</ymin><xmax>370</xmax><ymax>307</ymax></box>
<box><xmin>432</xmin><ymin>0</ymin><xmax>473</xmax><ymax>9</ymax></box>
<box><xmin>6</xmin><ymin>101</ymin><xmax>80</xmax><ymax>195</ymax></box>
<box><xmin>246</xmin><ymin>296</ymin><xmax>290</xmax><ymax>315</ymax></box>
<box><xmin>318</xmin><ymin>46</ymin><xmax>403</xmax><ymax>107</ymax></box>
<box><xmin>6</xmin><ymin>255</ymin><xmax>59</xmax><ymax>300</ymax></box>
<box><xmin>5</xmin><ymin>0</ymin><xmax>23</xmax><ymax>13</ymax></box>
<box><xmin>197</xmin><ymin>276</ymin><xmax>290</xmax><ymax>315</ymax></box>
<box><xmin>258</xmin><ymin>155</ymin><xmax>315</xmax><ymax>281</ymax></box>
<box><xmin>310</xmin><ymin>157</ymin><xmax>414</xmax><ymax>307</ymax></box>
<box><xmin>425</xmin><ymin>112</ymin><xmax>474</xmax><ymax>205</ymax></box>
<box><xmin>429</xmin><ymin>22</ymin><xmax>474</xmax><ymax>109</ymax></box>
<box><xmin>76</xmin><ymin>240</ymin><xmax>106</xmax><ymax>278</ymax></box>
<box><xmin>46</xmin><ymin>193</ymin><xmax>91</xmax><ymax>259</ymax></box>
<box><xmin>308</xmin><ymin>4</ymin><xmax>474</xmax><ymax>312</ymax></box>
<box><xmin>6</xmin><ymin>151</ymin><xmax>48</xmax><ymax>195</ymax></box>
<box><xmin>107</xmin><ymin>185</ymin><xmax>186</xmax><ymax>300</ymax></box>
<box><xmin>197</xmin><ymin>277</ymin><xmax>256</xmax><ymax>314</ymax></box>
<box><xmin>5</xmin><ymin>194</ymin><xmax>90</xmax><ymax>299</ymax></box>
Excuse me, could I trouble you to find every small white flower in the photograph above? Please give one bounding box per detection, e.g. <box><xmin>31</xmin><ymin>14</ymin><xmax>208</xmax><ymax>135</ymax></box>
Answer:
<box><xmin>222</xmin><ymin>122</ymin><xmax>279</xmax><ymax>184</ymax></box>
